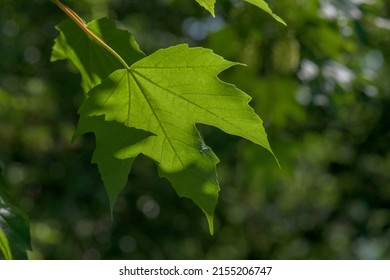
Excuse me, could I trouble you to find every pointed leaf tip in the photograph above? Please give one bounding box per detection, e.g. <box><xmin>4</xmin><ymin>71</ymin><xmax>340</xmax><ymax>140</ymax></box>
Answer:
<box><xmin>195</xmin><ymin>0</ymin><xmax>216</xmax><ymax>17</ymax></box>
<box><xmin>245</xmin><ymin>0</ymin><xmax>287</xmax><ymax>26</ymax></box>
<box><xmin>206</xmin><ymin>213</ymin><xmax>214</xmax><ymax>235</ymax></box>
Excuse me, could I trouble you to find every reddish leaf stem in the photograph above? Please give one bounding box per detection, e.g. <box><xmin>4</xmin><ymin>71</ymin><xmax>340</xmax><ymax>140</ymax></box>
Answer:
<box><xmin>51</xmin><ymin>0</ymin><xmax>130</xmax><ymax>70</ymax></box>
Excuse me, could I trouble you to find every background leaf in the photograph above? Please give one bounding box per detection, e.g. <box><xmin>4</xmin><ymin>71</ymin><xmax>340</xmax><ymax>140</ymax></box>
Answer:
<box><xmin>52</xmin><ymin>18</ymin><xmax>145</xmax><ymax>93</ymax></box>
<box><xmin>0</xmin><ymin>167</ymin><xmax>31</xmax><ymax>260</ymax></box>
<box><xmin>195</xmin><ymin>0</ymin><xmax>216</xmax><ymax>16</ymax></box>
<box><xmin>244</xmin><ymin>0</ymin><xmax>287</xmax><ymax>26</ymax></box>
<box><xmin>0</xmin><ymin>227</ymin><xmax>12</xmax><ymax>260</ymax></box>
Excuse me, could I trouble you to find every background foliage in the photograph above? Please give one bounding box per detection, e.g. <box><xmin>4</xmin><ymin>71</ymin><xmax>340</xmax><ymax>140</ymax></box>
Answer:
<box><xmin>0</xmin><ymin>0</ymin><xmax>389</xmax><ymax>259</ymax></box>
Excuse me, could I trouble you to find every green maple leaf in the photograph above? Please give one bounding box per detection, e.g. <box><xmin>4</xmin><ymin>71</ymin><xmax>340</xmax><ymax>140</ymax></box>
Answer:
<box><xmin>244</xmin><ymin>0</ymin><xmax>287</xmax><ymax>26</ymax></box>
<box><xmin>77</xmin><ymin>44</ymin><xmax>274</xmax><ymax>233</ymax></box>
<box><xmin>51</xmin><ymin>2</ymin><xmax>276</xmax><ymax>233</ymax></box>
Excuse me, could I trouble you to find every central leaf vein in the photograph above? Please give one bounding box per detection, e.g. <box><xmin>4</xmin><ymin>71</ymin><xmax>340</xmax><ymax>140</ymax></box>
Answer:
<box><xmin>130</xmin><ymin>71</ymin><xmax>185</xmax><ymax>168</ymax></box>
<box><xmin>126</xmin><ymin>71</ymin><xmax>132</xmax><ymax>127</ymax></box>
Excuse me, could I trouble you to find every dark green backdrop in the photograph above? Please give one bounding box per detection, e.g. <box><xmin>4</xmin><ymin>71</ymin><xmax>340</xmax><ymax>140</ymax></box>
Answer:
<box><xmin>0</xmin><ymin>0</ymin><xmax>389</xmax><ymax>259</ymax></box>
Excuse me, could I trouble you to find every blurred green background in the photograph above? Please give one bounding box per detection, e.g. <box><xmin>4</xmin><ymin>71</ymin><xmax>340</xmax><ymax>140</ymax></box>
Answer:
<box><xmin>1</xmin><ymin>0</ymin><xmax>389</xmax><ymax>259</ymax></box>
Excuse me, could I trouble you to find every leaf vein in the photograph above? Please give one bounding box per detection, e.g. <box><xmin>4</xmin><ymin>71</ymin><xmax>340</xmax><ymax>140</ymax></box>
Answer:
<box><xmin>132</xmin><ymin>69</ymin><xmax>254</xmax><ymax>139</ymax></box>
<box><xmin>130</xmin><ymin>72</ymin><xmax>185</xmax><ymax>168</ymax></box>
